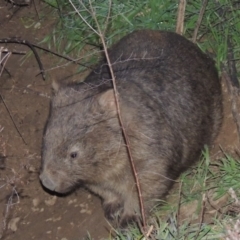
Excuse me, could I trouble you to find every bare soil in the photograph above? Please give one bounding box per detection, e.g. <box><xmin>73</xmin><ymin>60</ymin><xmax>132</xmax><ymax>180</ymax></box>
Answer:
<box><xmin>0</xmin><ymin>2</ymin><xmax>239</xmax><ymax>240</ymax></box>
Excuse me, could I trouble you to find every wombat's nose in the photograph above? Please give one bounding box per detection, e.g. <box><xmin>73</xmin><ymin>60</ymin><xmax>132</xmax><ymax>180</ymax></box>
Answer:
<box><xmin>39</xmin><ymin>172</ymin><xmax>57</xmax><ymax>191</ymax></box>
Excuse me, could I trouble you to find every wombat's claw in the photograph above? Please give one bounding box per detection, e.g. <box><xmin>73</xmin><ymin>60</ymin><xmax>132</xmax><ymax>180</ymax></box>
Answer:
<box><xmin>103</xmin><ymin>201</ymin><xmax>123</xmax><ymax>221</ymax></box>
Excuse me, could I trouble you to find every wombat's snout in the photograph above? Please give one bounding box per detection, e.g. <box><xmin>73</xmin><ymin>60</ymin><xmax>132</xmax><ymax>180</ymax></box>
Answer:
<box><xmin>40</xmin><ymin>168</ymin><xmax>72</xmax><ymax>193</ymax></box>
<box><xmin>39</xmin><ymin>172</ymin><xmax>57</xmax><ymax>191</ymax></box>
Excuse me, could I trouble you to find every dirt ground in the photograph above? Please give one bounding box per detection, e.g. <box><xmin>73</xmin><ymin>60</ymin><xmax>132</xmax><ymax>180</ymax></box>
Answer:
<box><xmin>0</xmin><ymin>2</ymin><xmax>239</xmax><ymax>240</ymax></box>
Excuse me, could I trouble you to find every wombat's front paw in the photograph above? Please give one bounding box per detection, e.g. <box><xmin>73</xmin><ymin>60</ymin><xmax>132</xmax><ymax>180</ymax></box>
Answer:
<box><xmin>103</xmin><ymin>201</ymin><xmax>123</xmax><ymax>221</ymax></box>
<box><xmin>119</xmin><ymin>213</ymin><xmax>139</xmax><ymax>228</ymax></box>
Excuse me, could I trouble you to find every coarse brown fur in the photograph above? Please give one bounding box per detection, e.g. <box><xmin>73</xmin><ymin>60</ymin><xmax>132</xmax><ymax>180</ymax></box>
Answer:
<box><xmin>40</xmin><ymin>29</ymin><xmax>223</xmax><ymax>226</ymax></box>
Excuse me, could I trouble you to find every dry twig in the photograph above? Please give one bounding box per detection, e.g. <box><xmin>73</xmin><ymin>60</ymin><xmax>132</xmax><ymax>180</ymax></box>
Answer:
<box><xmin>0</xmin><ymin>94</ymin><xmax>27</xmax><ymax>145</ymax></box>
<box><xmin>192</xmin><ymin>0</ymin><xmax>209</xmax><ymax>43</ymax></box>
<box><xmin>0</xmin><ymin>38</ymin><xmax>95</xmax><ymax>80</ymax></box>
<box><xmin>0</xmin><ymin>38</ymin><xmax>46</xmax><ymax>80</ymax></box>
<box><xmin>176</xmin><ymin>180</ymin><xmax>183</xmax><ymax>238</ymax></box>
<box><xmin>195</xmin><ymin>193</ymin><xmax>206</xmax><ymax>240</ymax></box>
<box><xmin>6</xmin><ymin>0</ymin><xmax>30</xmax><ymax>6</ymax></box>
<box><xmin>0</xmin><ymin>159</ymin><xmax>23</xmax><ymax>240</ymax></box>
<box><xmin>0</xmin><ymin>47</ymin><xmax>27</xmax><ymax>145</ymax></box>
<box><xmin>0</xmin><ymin>47</ymin><xmax>12</xmax><ymax>78</ymax></box>
<box><xmin>176</xmin><ymin>0</ymin><xmax>186</xmax><ymax>35</ymax></box>
<box><xmin>227</xmin><ymin>39</ymin><xmax>240</xmax><ymax>88</ymax></box>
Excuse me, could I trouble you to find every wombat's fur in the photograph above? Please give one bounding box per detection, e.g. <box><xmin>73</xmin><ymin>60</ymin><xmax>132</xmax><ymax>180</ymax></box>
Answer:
<box><xmin>40</xmin><ymin>29</ymin><xmax>222</xmax><ymax>226</ymax></box>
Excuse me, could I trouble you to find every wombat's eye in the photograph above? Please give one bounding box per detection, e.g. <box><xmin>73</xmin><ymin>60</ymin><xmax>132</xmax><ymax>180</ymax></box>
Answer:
<box><xmin>70</xmin><ymin>152</ymin><xmax>78</xmax><ymax>159</ymax></box>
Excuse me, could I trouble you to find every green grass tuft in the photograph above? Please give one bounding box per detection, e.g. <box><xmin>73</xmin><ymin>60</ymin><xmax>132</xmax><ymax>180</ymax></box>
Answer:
<box><xmin>40</xmin><ymin>0</ymin><xmax>240</xmax><ymax>77</ymax></box>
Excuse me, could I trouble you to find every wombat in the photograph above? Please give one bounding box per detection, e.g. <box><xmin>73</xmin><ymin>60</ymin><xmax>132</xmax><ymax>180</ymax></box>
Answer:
<box><xmin>40</xmin><ymin>29</ymin><xmax>222</xmax><ymax>226</ymax></box>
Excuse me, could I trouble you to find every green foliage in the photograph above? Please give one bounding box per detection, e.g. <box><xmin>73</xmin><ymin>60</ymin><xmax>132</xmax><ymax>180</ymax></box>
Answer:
<box><xmin>42</xmin><ymin>0</ymin><xmax>178</xmax><ymax>69</ymax></box>
<box><xmin>214</xmin><ymin>154</ymin><xmax>240</xmax><ymax>199</ymax></box>
<box><xmin>185</xmin><ymin>0</ymin><xmax>240</xmax><ymax>72</ymax></box>
<box><xmin>180</xmin><ymin>147</ymin><xmax>211</xmax><ymax>204</ymax></box>
<box><xmin>36</xmin><ymin>0</ymin><xmax>240</xmax><ymax>82</ymax></box>
<box><xmin>111</xmin><ymin>213</ymin><xmax>224</xmax><ymax>240</ymax></box>
<box><xmin>42</xmin><ymin>0</ymin><xmax>240</xmax><ymax>76</ymax></box>
<box><xmin>181</xmin><ymin>147</ymin><xmax>240</xmax><ymax>202</ymax></box>
<box><xmin>43</xmin><ymin>0</ymin><xmax>178</xmax><ymax>47</ymax></box>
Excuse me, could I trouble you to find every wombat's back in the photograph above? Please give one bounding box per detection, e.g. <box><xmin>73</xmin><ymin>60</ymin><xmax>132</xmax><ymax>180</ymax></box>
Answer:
<box><xmin>87</xmin><ymin>30</ymin><xmax>222</xmax><ymax>152</ymax></box>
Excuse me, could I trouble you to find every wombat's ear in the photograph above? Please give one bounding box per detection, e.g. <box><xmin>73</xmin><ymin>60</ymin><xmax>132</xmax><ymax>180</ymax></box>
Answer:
<box><xmin>98</xmin><ymin>89</ymin><xmax>117</xmax><ymax>114</ymax></box>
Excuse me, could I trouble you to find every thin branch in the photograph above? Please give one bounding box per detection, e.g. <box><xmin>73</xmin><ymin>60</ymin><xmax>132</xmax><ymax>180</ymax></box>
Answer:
<box><xmin>6</xmin><ymin>0</ymin><xmax>30</xmax><ymax>7</ymax></box>
<box><xmin>0</xmin><ymin>170</ymin><xmax>21</xmax><ymax>239</ymax></box>
<box><xmin>103</xmin><ymin>0</ymin><xmax>112</xmax><ymax>36</ymax></box>
<box><xmin>0</xmin><ymin>5</ymin><xmax>22</xmax><ymax>28</ymax></box>
<box><xmin>194</xmin><ymin>192</ymin><xmax>206</xmax><ymax>240</ymax></box>
<box><xmin>1</xmin><ymin>49</ymin><xmax>26</xmax><ymax>55</ymax></box>
<box><xmin>68</xmin><ymin>0</ymin><xmax>99</xmax><ymax>36</ymax></box>
<box><xmin>0</xmin><ymin>38</ymin><xmax>95</xmax><ymax>79</ymax></box>
<box><xmin>227</xmin><ymin>38</ymin><xmax>239</xmax><ymax>88</ymax></box>
<box><xmin>0</xmin><ymin>66</ymin><xmax>11</xmax><ymax>78</ymax></box>
<box><xmin>145</xmin><ymin>225</ymin><xmax>153</xmax><ymax>238</ymax></box>
<box><xmin>0</xmin><ymin>94</ymin><xmax>27</xmax><ymax>145</ymax></box>
<box><xmin>88</xmin><ymin>0</ymin><xmax>147</xmax><ymax>232</ymax></box>
<box><xmin>192</xmin><ymin>0</ymin><xmax>209</xmax><ymax>43</ymax></box>
<box><xmin>30</xmin><ymin>42</ymin><xmax>94</xmax><ymax>70</ymax></box>
<box><xmin>32</xmin><ymin>0</ymin><xmax>40</xmax><ymax>20</ymax></box>
<box><xmin>0</xmin><ymin>38</ymin><xmax>46</xmax><ymax>80</ymax></box>
<box><xmin>40</xmin><ymin>48</ymin><xmax>103</xmax><ymax>73</ymax></box>
<box><xmin>176</xmin><ymin>180</ymin><xmax>183</xmax><ymax>239</ymax></box>
<box><xmin>0</xmin><ymin>48</ymin><xmax>12</xmax><ymax>63</ymax></box>
<box><xmin>101</xmin><ymin>29</ymin><xmax>147</xmax><ymax>233</ymax></box>
<box><xmin>0</xmin><ymin>49</ymin><xmax>12</xmax><ymax>77</ymax></box>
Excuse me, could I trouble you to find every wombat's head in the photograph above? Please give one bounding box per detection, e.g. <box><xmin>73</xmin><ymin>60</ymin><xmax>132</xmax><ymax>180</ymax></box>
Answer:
<box><xmin>40</xmin><ymin>83</ymin><xmax>125</xmax><ymax>194</ymax></box>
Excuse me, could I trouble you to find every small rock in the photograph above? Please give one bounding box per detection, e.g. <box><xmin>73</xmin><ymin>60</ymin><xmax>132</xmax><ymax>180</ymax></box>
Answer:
<box><xmin>80</xmin><ymin>209</ymin><xmax>86</xmax><ymax>213</ymax></box>
<box><xmin>68</xmin><ymin>199</ymin><xmax>77</xmax><ymax>205</ymax></box>
<box><xmin>53</xmin><ymin>217</ymin><xmax>62</xmax><ymax>222</ymax></box>
<box><xmin>32</xmin><ymin>198</ymin><xmax>40</xmax><ymax>207</ymax></box>
<box><xmin>8</xmin><ymin>217</ymin><xmax>21</xmax><ymax>232</ymax></box>
<box><xmin>31</xmin><ymin>207</ymin><xmax>44</xmax><ymax>212</ymax></box>
<box><xmin>31</xmin><ymin>207</ymin><xmax>39</xmax><ymax>212</ymax></box>
<box><xmin>27</xmin><ymin>165</ymin><xmax>38</xmax><ymax>173</ymax></box>
<box><xmin>45</xmin><ymin>196</ymin><xmax>57</xmax><ymax>206</ymax></box>
<box><xmin>34</xmin><ymin>22</ymin><xmax>41</xmax><ymax>29</ymax></box>
<box><xmin>46</xmin><ymin>216</ymin><xmax>61</xmax><ymax>222</ymax></box>
<box><xmin>86</xmin><ymin>210</ymin><xmax>92</xmax><ymax>215</ymax></box>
